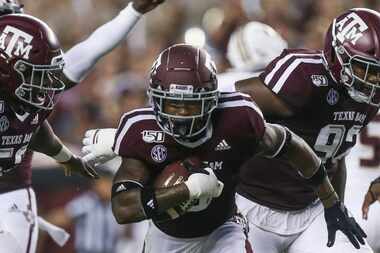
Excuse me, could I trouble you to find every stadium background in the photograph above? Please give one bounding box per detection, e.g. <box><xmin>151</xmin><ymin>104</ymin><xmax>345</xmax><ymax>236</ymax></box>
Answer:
<box><xmin>19</xmin><ymin>0</ymin><xmax>380</xmax><ymax>252</ymax></box>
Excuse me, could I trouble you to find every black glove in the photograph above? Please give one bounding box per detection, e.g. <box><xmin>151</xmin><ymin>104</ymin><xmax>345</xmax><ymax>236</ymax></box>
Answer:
<box><xmin>324</xmin><ymin>201</ymin><xmax>367</xmax><ymax>249</ymax></box>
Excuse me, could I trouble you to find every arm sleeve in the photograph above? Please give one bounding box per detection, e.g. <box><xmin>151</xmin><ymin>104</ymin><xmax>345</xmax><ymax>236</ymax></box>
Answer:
<box><xmin>246</xmin><ymin>101</ymin><xmax>266</xmax><ymax>142</ymax></box>
<box><xmin>258</xmin><ymin>50</ymin><xmax>319</xmax><ymax>111</ymax></box>
<box><xmin>63</xmin><ymin>2</ymin><xmax>142</xmax><ymax>83</ymax></box>
<box><xmin>112</xmin><ymin>112</ymin><xmax>142</xmax><ymax>158</ymax></box>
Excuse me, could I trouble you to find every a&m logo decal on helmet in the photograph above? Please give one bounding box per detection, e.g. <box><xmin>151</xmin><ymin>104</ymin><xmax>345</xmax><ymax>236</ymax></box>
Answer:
<box><xmin>335</xmin><ymin>13</ymin><xmax>368</xmax><ymax>45</ymax></box>
<box><xmin>0</xmin><ymin>25</ymin><xmax>33</xmax><ymax>59</ymax></box>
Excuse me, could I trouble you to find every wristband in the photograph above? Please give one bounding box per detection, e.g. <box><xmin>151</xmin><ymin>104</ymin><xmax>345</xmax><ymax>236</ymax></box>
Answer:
<box><xmin>111</xmin><ymin>180</ymin><xmax>143</xmax><ymax>198</ymax></box>
<box><xmin>52</xmin><ymin>145</ymin><xmax>73</xmax><ymax>163</ymax></box>
<box><xmin>140</xmin><ymin>187</ymin><xmax>160</xmax><ymax>219</ymax></box>
<box><xmin>121</xmin><ymin>2</ymin><xmax>142</xmax><ymax>19</ymax></box>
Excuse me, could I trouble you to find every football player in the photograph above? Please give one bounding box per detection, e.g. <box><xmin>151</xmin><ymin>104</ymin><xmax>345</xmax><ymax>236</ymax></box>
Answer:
<box><xmin>362</xmin><ymin>176</ymin><xmax>380</xmax><ymax>220</ymax></box>
<box><xmin>343</xmin><ymin>114</ymin><xmax>380</xmax><ymax>253</ymax></box>
<box><xmin>0</xmin><ymin>0</ymin><xmax>164</xmax><ymax>252</ymax></box>
<box><xmin>82</xmin><ymin>44</ymin><xmax>366</xmax><ymax>253</ymax></box>
<box><xmin>228</xmin><ymin>8</ymin><xmax>380</xmax><ymax>253</ymax></box>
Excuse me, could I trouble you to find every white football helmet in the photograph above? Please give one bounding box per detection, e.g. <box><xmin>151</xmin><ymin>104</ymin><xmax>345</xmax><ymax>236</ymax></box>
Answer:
<box><xmin>227</xmin><ymin>21</ymin><xmax>287</xmax><ymax>72</ymax></box>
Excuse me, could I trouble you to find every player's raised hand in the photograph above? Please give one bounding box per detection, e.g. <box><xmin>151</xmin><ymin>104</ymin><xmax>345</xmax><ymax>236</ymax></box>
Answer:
<box><xmin>132</xmin><ymin>0</ymin><xmax>165</xmax><ymax>14</ymax></box>
<box><xmin>362</xmin><ymin>176</ymin><xmax>380</xmax><ymax>220</ymax></box>
<box><xmin>60</xmin><ymin>155</ymin><xmax>99</xmax><ymax>179</ymax></box>
<box><xmin>324</xmin><ymin>201</ymin><xmax>367</xmax><ymax>249</ymax></box>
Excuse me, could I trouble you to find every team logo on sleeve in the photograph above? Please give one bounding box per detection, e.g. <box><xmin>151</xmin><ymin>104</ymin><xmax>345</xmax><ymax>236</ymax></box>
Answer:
<box><xmin>0</xmin><ymin>100</ymin><xmax>4</xmax><ymax>113</ymax></box>
<box><xmin>0</xmin><ymin>115</ymin><xmax>9</xmax><ymax>132</ymax></box>
<box><xmin>142</xmin><ymin>130</ymin><xmax>165</xmax><ymax>143</ymax></box>
<box><xmin>326</xmin><ymin>88</ymin><xmax>339</xmax><ymax>105</ymax></box>
<box><xmin>151</xmin><ymin>144</ymin><xmax>167</xmax><ymax>163</ymax></box>
<box><xmin>311</xmin><ymin>75</ymin><xmax>328</xmax><ymax>87</ymax></box>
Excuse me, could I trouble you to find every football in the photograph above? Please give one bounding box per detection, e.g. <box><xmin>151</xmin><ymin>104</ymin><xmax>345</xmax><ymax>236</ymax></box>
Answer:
<box><xmin>153</xmin><ymin>158</ymin><xmax>208</xmax><ymax>222</ymax></box>
<box><xmin>154</xmin><ymin>160</ymin><xmax>191</xmax><ymax>188</ymax></box>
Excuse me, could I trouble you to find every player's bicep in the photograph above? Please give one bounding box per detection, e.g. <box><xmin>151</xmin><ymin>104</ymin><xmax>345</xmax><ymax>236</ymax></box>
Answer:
<box><xmin>114</xmin><ymin>158</ymin><xmax>150</xmax><ymax>185</ymax></box>
<box><xmin>256</xmin><ymin>123</ymin><xmax>287</xmax><ymax>158</ymax></box>
<box><xmin>236</xmin><ymin>77</ymin><xmax>293</xmax><ymax>117</ymax></box>
<box><xmin>112</xmin><ymin>158</ymin><xmax>151</xmax><ymax>223</ymax></box>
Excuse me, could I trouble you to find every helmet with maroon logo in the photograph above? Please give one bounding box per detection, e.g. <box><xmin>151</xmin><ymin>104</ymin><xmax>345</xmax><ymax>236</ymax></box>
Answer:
<box><xmin>0</xmin><ymin>14</ymin><xmax>65</xmax><ymax>112</ymax></box>
<box><xmin>0</xmin><ymin>0</ymin><xmax>23</xmax><ymax>15</ymax></box>
<box><xmin>148</xmin><ymin>44</ymin><xmax>219</xmax><ymax>139</ymax></box>
<box><xmin>323</xmin><ymin>8</ymin><xmax>380</xmax><ymax>107</ymax></box>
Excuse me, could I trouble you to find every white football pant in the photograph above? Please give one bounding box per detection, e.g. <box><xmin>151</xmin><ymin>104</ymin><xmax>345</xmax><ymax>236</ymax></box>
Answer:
<box><xmin>236</xmin><ymin>193</ymin><xmax>373</xmax><ymax>253</ymax></box>
<box><xmin>0</xmin><ymin>188</ymin><xmax>38</xmax><ymax>253</ymax></box>
<box><xmin>143</xmin><ymin>217</ymin><xmax>251</xmax><ymax>253</ymax></box>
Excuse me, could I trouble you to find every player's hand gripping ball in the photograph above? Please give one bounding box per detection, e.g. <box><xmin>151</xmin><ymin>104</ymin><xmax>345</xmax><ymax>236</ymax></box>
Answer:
<box><xmin>154</xmin><ymin>158</ymin><xmax>222</xmax><ymax>221</ymax></box>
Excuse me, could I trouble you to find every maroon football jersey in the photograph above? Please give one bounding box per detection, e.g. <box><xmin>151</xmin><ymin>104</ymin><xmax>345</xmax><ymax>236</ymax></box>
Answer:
<box><xmin>112</xmin><ymin>92</ymin><xmax>265</xmax><ymax>238</ymax></box>
<box><xmin>237</xmin><ymin>49</ymin><xmax>379</xmax><ymax>210</ymax></box>
<box><xmin>0</xmin><ymin>98</ymin><xmax>50</xmax><ymax>192</ymax></box>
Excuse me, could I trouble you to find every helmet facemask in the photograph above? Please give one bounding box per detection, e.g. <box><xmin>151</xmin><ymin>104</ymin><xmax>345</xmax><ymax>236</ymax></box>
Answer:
<box><xmin>335</xmin><ymin>45</ymin><xmax>380</xmax><ymax>107</ymax></box>
<box><xmin>14</xmin><ymin>55</ymin><xmax>65</xmax><ymax>110</ymax></box>
<box><xmin>148</xmin><ymin>84</ymin><xmax>218</xmax><ymax>140</ymax></box>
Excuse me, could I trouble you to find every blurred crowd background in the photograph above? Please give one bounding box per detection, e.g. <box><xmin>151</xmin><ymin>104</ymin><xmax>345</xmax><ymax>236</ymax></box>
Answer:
<box><xmin>19</xmin><ymin>0</ymin><xmax>380</xmax><ymax>253</ymax></box>
<box><xmin>25</xmin><ymin>0</ymin><xmax>380</xmax><ymax>145</ymax></box>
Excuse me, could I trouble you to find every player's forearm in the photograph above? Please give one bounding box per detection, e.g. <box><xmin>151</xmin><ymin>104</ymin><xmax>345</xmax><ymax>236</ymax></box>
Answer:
<box><xmin>281</xmin><ymin>131</ymin><xmax>321</xmax><ymax>178</ymax></box>
<box><xmin>280</xmin><ymin>131</ymin><xmax>338</xmax><ymax>207</ymax></box>
<box><xmin>330</xmin><ymin>158</ymin><xmax>347</xmax><ymax>201</ymax></box>
<box><xmin>316</xmin><ymin>177</ymin><xmax>339</xmax><ymax>208</ymax></box>
<box><xmin>155</xmin><ymin>183</ymin><xmax>190</xmax><ymax>211</ymax></box>
<box><xmin>112</xmin><ymin>184</ymin><xmax>190</xmax><ymax>224</ymax></box>
<box><xmin>63</xmin><ymin>3</ymin><xmax>141</xmax><ymax>84</ymax></box>
<box><xmin>29</xmin><ymin>121</ymin><xmax>60</xmax><ymax>155</ymax></box>
<box><xmin>29</xmin><ymin>121</ymin><xmax>73</xmax><ymax>162</ymax></box>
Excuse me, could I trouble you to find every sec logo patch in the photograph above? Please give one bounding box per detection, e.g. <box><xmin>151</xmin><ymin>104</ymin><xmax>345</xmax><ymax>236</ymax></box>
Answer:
<box><xmin>151</xmin><ymin>145</ymin><xmax>167</xmax><ymax>163</ymax></box>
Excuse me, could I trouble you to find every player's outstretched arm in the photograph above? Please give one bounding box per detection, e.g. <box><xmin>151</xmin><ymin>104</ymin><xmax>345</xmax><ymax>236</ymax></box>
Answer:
<box><xmin>257</xmin><ymin>123</ymin><xmax>367</xmax><ymax>249</ymax></box>
<box><xmin>29</xmin><ymin>120</ymin><xmax>99</xmax><ymax>179</ymax></box>
<box><xmin>111</xmin><ymin>158</ymin><xmax>222</xmax><ymax>224</ymax></box>
<box><xmin>330</xmin><ymin>158</ymin><xmax>347</xmax><ymax>201</ymax></box>
<box><xmin>62</xmin><ymin>0</ymin><xmax>165</xmax><ymax>87</ymax></box>
<box><xmin>362</xmin><ymin>176</ymin><xmax>380</xmax><ymax>220</ymax></box>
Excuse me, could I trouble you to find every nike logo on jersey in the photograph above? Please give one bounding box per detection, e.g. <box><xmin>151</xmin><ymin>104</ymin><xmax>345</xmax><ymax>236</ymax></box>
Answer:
<box><xmin>215</xmin><ymin>139</ymin><xmax>231</xmax><ymax>151</ymax></box>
